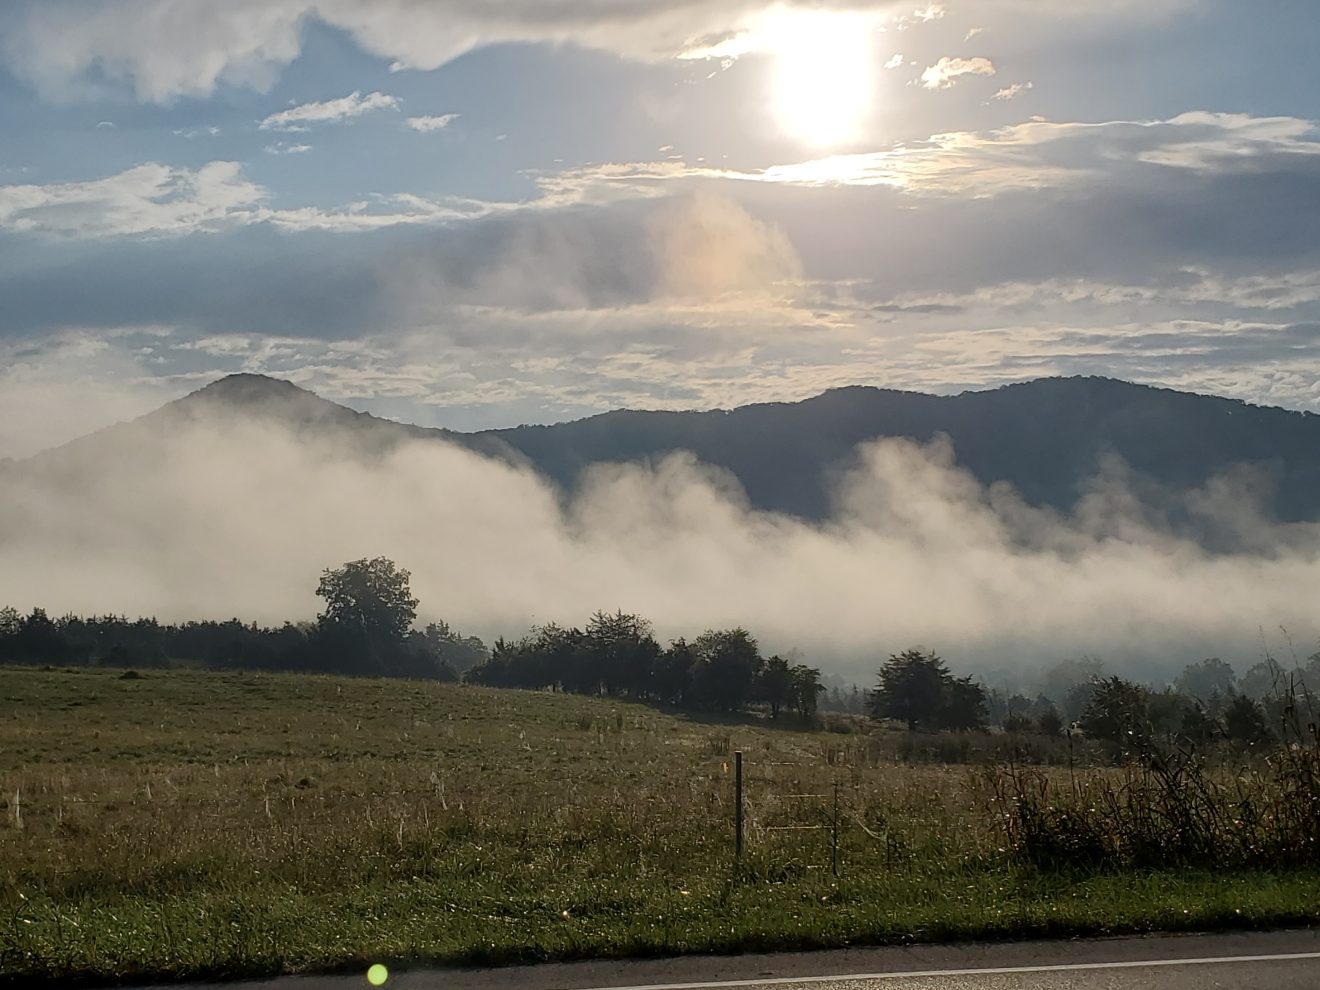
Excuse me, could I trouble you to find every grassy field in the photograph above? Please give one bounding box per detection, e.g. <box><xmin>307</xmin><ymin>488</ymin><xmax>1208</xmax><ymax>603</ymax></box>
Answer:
<box><xmin>1</xmin><ymin>665</ymin><xmax>1318</xmax><ymax>986</ymax></box>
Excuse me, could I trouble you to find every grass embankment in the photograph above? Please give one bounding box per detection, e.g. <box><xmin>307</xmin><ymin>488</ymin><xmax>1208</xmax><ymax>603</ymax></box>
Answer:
<box><xmin>1</xmin><ymin>666</ymin><xmax>1317</xmax><ymax>985</ymax></box>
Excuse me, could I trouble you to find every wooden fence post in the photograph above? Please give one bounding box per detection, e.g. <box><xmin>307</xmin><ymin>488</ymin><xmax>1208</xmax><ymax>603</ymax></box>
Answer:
<box><xmin>734</xmin><ymin>750</ymin><xmax>744</xmax><ymax>863</ymax></box>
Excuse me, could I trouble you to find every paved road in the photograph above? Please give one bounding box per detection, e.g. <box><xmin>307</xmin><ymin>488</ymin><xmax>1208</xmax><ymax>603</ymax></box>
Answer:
<box><xmin>133</xmin><ymin>929</ymin><xmax>1320</xmax><ymax>990</ymax></box>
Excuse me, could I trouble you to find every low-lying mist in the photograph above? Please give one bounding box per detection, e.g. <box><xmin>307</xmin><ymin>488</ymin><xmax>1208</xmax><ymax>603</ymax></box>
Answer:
<box><xmin>2</xmin><ymin>411</ymin><xmax>1317</xmax><ymax>683</ymax></box>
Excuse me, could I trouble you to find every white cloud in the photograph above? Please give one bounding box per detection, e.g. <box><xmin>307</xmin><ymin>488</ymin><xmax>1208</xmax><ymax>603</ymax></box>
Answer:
<box><xmin>531</xmin><ymin>112</ymin><xmax>1320</xmax><ymax>201</ymax></box>
<box><xmin>920</xmin><ymin>56</ymin><xmax>996</xmax><ymax>90</ymax></box>
<box><xmin>259</xmin><ymin>90</ymin><xmax>399</xmax><ymax>131</ymax></box>
<box><xmin>0</xmin><ymin>332</ymin><xmax>176</xmax><ymax>459</ymax></box>
<box><xmin>263</xmin><ymin>142</ymin><xmax>312</xmax><ymax>155</ymax></box>
<box><xmin>0</xmin><ymin>161</ymin><xmax>502</xmax><ymax>237</ymax></box>
<box><xmin>0</xmin><ymin>162</ymin><xmax>265</xmax><ymax>237</ymax></box>
<box><xmin>6</xmin><ymin>111</ymin><xmax>1316</xmax><ymax>242</ymax></box>
<box><xmin>407</xmin><ymin>114</ymin><xmax>460</xmax><ymax>132</ymax></box>
<box><xmin>884</xmin><ymin>53</ymin><xmax>904</xmax><ymax>69</ymax></box>
<box><xmin>174</xmin><ymin>126</ymin><xmax>222</xmax><ymax>139</ymax></box>
<box><xmin>992</xmin><ymin>81</ymin><xmax>1032</xmax><ymax>101</ymax></box>
<box><xmin>0</xmin><ymin>0</ymin><xmax>1194</xmax><ymax>103</ymax></box>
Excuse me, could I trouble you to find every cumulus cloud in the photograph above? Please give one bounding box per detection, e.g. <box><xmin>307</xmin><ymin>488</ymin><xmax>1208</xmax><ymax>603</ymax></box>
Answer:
<box><xmin>2</xmin><ymin>404</ymin><xmax>1318</xmax><ymax>680</ymax></box>
<box><xmin>407</xmin><ymin>114</ymin><xmax>460</xmax><ymax>132</ymax></box>
<box><xmin>920</xmin><ymin>55</ymin><xmax>996</xmax><ymax>90</ymax></box>
<box><xmin>259</xmin><ymin>90</ymin><xmax>399</xmax><ymax>130</ymax></box>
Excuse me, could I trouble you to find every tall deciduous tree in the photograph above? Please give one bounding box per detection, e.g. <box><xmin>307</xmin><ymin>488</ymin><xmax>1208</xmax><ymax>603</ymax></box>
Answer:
<box><xmin>315</xmin><ymin>558</ymin><xmax>418</xmax><ymax>675</ymax></box>
<box><xmin>316</xmin><ymin>557</ymin><xmax>418</xmax><ymax>642</ymax></box>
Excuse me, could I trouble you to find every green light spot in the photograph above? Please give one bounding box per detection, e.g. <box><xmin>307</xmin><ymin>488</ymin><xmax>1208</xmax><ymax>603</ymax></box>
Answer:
<box><xmin>367</xmin><ymin>963</ymin><xmax>389</xmax><ymax>986</ymax></box>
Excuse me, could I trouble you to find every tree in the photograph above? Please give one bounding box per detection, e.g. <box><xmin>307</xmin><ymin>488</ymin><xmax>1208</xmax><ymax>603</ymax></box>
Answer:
<box><xmin>316</xmin><ymin>558</ymin><xmax>418</xmax><ymax>641</ymax></box>
<box><xmin>869</xmin><ymin>650</ymin><xmax>947</xmax><ymax>729</ymax></box>
<box><xmin>581</xmin><ymin>610</ymin><xmax>660</xmax><ymax>698</ymax></box>
<box><xmin>1003</xmin><ymin>712</ymin><xmax>1034</xmax><ymax>734</ymax></box>
<box><xmin>1178</xmin><ymin>703</ymin><xmax>1219</xmax><ymax>746</ymax></box>
<box><xmin>13</xmin><ymin>607</ymin><xmax>69</xmax><ymax>663</ymax></box>
<box><xmin>691</xmin><ymin>629</ymin><xmax>762</xmax><ymax>712</ymax></box>
<box><xmin>411</xmin><ymin>621</ymin><xmax>488</xmax><ymax>675</ymax></box>
<box><xmin>1239</xmin><ymin>658</ymin><xmax>1287</xmax><ymax>700</ymax></box>
<box><xmin>315</xmin><ymin>558</ymin><xmax>419</xmax><ymax>675</ymax></box>
<box><xmin>755</xmin><ymin>655</ymin><xmax>795</xmax><ymax>718</ymax></box>
<box><xmin>1036</xmin><ymin>706</ymin><xmax>1064</xmax><ymax>737</ymax></box>
<box><xmin>1175</xmin><ymin>658</ymin><xmax>1236</xmax><ymax>701</ymax></box>
<box><xmin>654</xmin><ymin>639</ymin><xmax>697</xmax><ymax>706</ymax></box>
<box><xmin>1223</xmin><ymin>693</ymin><xmax>1273</xmax><ymax>746</ymax></box>
<box><xmin>1077</xmin><ymin>676</ymin><xmax>1149</xmax><ymax>752</ymax></box>
<box><xmin>943</xmin><ymin>675</ymin><xmax>988</xmax><ymax>731</ymax></box>
<box><xmin>789</xmin><ymin>664</ymin><xmax>824</xmax><ymax>719</ymax></box>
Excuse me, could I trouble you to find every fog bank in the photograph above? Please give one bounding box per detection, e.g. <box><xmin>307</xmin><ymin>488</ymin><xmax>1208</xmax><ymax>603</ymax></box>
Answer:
<box><xmin>1</xmin><ymin>413</ymin><xmax>1316</xmax><ymax>681</ymax></box>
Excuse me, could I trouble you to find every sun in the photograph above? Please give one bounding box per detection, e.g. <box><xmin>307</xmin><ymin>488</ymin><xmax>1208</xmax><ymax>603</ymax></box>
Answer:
<box><xmin>768</xmin><ymin>10</ymin><xmax>877</xmax><ymax>148</ymax></box>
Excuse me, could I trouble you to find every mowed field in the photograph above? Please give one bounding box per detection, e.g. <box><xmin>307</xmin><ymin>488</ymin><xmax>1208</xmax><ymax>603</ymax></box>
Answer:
<box><xmin>1</xmin><ymin>665</ymin><xmax>1318</xmax><ymax>986</ymax></box>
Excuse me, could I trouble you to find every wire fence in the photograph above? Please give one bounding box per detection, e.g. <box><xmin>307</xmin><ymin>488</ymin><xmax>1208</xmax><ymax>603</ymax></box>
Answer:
<box><xmin>733</xmin><ymin>751</ymin><xmax>845</xmax><ymax>875</ymax></box>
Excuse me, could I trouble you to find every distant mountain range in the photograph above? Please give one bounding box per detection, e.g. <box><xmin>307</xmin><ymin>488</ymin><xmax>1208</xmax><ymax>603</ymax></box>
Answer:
<box><xmin>23</xmin><ymin>373</ymin><xmax>1320</xmax><ymax>523</ymax></box>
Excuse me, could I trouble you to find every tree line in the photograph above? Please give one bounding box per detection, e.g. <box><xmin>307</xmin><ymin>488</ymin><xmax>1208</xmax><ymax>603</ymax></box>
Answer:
<box><xmin>0</xmin><ymin>557</ymin><xmax>823</xmax><ymax>720</ymax></box>
<box><xmin>4</xmin><ymin>556</ymin><xmax>1314</xmax><ymax>744</ymax></box>
<box><xmin>871</xmin><ymin>649</ymin><xmax>1316</xmax><ymax>752</ymax></box>
<box><xmin>465</xmin><ymin>615</ymin><xmax>823</xmax><ymax>717</ymax></box>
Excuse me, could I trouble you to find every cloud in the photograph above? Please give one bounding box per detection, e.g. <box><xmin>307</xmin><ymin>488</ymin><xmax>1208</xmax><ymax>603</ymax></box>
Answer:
<box><xmin>0</xmin><ymin>161</ymin><xmax>496</xmax><ymax>237</ymax></box>
<box><xmin>920</xmin><ymin>56</ymin><xmax>996</xmax><ymax>90</ymax></box>
<box><xmin>884</xmin><ymin>53</ymin><xmax>904</xmax><ymax>69</ymax></box>
<box><xmin>174</xmin><ymin>126</ymin><xmax>222</xmax><ymax>139</ymax></box>
<box><xmin>407</xmin><ymin>114</ymin><xmax>460</xmax><ymax>133</ymax></box>
<box><xmin>992</xmin><ymin>81</ymin><xmax>1032</xmax><ymax>101</ymax></box>
<box><xmin>3</xmin><ymin>110</ymin><xmax>1318</xmax><ymax>432</ymax></box>
<box><xmin>0</xmin><ymin>162</ymin><xmax>265</xmax><ymax>238</ymax></box>
<box><xmin>0</xmin><ymin>332</ymin><xmax>176</xmax><ymax>459</ymax></box>
<box><xmin>263</xmin><ymin>142</ymin><xmax>312</xmax><ymax>155</ymax></box>
<box><xmin>0</xmin><ymin>0</ymin><xmax>1194</xmax><ymax>103</ymax></box>
<box><xmin>532</xmin><ymin>112</ymin><xmax>1320</xmax><ymax>201</ymax></box>
<box><xmin>4</xmin><ymin>404</ymin><xmax>1320</xmax><ymax>680</ymax></box>
<box><xmin>260</xmin><ymin>90</ymin><xmax>400</xmax><ymax>130</ymax></box>
<box><xmin>387</xmin><ymin>192</ymin><xmax>802</xmax><ymax>315</ymax></box>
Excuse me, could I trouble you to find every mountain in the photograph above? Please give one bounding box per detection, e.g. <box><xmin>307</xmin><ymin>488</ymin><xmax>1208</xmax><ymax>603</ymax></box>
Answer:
<box><xmin>22</xmin><ymin>373</ymin><xmax>1320</xmax><ymax>523</ymax></box>
<box><xmin>477</xmin><ymin>378</ymin><xmax>1320</xmax><ymax>522</ymax></box>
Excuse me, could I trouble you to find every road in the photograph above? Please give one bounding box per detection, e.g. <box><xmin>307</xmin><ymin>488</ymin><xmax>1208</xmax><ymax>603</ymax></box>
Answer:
<box><xmin>132</xmin><ymin>929</ymin><xmax>1320</xmax><ymax>990</ymax></box>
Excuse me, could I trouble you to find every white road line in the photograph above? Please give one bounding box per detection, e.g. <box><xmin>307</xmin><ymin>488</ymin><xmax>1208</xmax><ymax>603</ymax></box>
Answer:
<box><xmin>577</xmin><ymin>950</ymin><xmax>1320</xmax><ymax>990</ymax></box>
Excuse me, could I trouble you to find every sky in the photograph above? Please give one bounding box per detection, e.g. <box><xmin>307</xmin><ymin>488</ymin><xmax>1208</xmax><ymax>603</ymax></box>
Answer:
<box><xmin>2</xmin><ymin>0</ymin><xmax>1320</xmax><ymax>459</ymax></box>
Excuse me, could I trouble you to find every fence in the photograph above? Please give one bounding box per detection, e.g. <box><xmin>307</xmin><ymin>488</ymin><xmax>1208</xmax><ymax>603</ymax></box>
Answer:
<box><xmin>732</xmin><ymin>750</ymin><xmax>845</xmax><ymax>876</ymax></box>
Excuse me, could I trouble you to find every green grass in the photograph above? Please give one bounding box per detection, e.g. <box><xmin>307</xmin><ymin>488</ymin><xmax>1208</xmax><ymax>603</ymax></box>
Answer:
<box><xmin>1</xmin><ymin>665</ymin><xmax>1317</xmax><ymax>986</ymax></box>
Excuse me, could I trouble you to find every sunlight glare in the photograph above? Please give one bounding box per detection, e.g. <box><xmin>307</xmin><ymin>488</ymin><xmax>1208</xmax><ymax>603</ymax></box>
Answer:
<box><xmin>769</xmin><ymin>10</ymin><xmax>876</xmax><ymax>148</ymax></box>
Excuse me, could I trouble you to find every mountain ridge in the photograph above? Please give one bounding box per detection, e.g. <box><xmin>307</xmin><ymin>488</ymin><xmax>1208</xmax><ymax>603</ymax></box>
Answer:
<box><xmin>18</xmin><ymin>373</ymin><xmax>1320</xmax><ymax>525</ymax></box>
